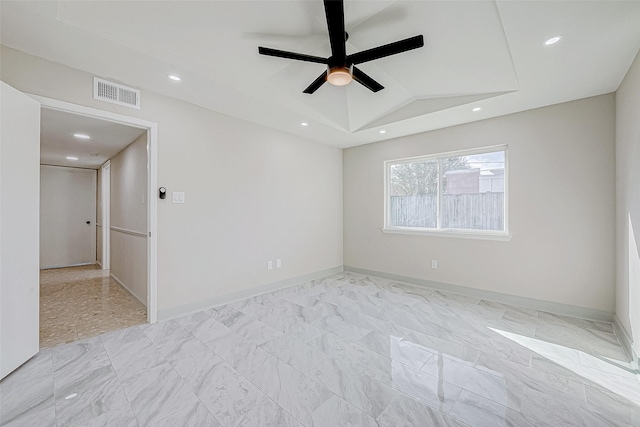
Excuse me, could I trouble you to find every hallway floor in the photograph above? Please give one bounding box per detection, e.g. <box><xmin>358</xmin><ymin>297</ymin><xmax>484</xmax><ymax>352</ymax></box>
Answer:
<box><xmin>4</xmin><ymin>272</ymin><xmax>638</xmax><ymax>426</ymax></box>
<box><xmin>39</xmin><ymin>265</ymin><xmax>147</xmax><ymax>349</ymax></box>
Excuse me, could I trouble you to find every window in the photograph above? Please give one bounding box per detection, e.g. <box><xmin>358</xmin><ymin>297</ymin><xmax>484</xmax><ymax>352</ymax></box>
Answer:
<box><xmin>384</xmin><ymin>146</ymin><xmax>508</xmax><ymax>239</ymax></box>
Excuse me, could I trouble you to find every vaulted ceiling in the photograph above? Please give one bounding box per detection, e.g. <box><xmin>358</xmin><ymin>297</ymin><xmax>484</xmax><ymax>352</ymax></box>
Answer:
<box><xmin>2</xmin><ymin>1</ymin><xmax>640</xmax><ymax>148</ymax></box>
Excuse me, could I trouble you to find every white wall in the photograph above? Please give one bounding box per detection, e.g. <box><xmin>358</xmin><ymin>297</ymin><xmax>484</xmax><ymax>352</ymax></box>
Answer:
<box><xmin>0</xmin><ymin>46</ymin><xmax>343</xmax><ymax>316</ymax></box>
<box><xmin>615</xmin><ymin>49</ymin><xmax>640</xmax><ymax>355</ymax></box>
<box><xmin>344</xmin><ymin>95</ymin><xmax>616</xmax><ymax>314</ymax></box>
<box><xmin>109</xmin><ymin>134</ymin><xmax>148</xmax><ymax>305</ymax></box>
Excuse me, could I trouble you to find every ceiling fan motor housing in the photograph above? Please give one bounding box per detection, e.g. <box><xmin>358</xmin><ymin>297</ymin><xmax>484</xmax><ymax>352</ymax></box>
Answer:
<box><xmin>258</xmin><ymin>0</ymin><xmax>424</xmax><ymax>94</ymax></box>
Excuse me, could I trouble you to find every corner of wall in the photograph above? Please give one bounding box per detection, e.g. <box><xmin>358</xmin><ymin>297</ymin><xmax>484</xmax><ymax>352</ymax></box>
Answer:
<box><xmin>614</xmin><ymin>314</ymin><xmax>639</xmax><ymax>371</ymax></box>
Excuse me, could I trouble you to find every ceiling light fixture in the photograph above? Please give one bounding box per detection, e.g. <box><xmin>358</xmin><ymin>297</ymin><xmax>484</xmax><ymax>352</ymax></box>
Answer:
<box><xmin>73</xmin><ymin>133</ymin><xmax>90</xmax><ymax>139</ymax></box>
<box><xmin>327</xmin><ymin>66</ymin><xmax>353</xmax><ymax>87</ymax></box>
<box><xmin>66</xmin><ymin>156</ymin><xmax>78</xmax><ymax>161</ymax></box>
<box><xmin>168</xmin><ymin>74</ymin><xmax>181</xmax><ymax>81</ymax></box>
<box><xmin>379</xmin><ymin>130</ymin><xmax>387</xmax><ymax>134</ymax></box>
<box><xmin>544</xmin><ymin>35</ymin><xmax>562</xmax><ymax>46</ymax></box>
<box><xmin>472</xmin><ymin>107</ymin><xmax>482</xmax><ymax>112</ymax></box>
<box><xmin>301</xmin><ymin>122</ymin><xmax>308</xmax><ymax>126</ymax></box>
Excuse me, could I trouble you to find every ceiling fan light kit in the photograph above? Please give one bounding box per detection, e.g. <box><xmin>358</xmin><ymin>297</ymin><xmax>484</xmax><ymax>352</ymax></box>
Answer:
<box><xmin>258</xmin><ymin>0</ymin><xmax>424</xmax><ymax>94</ymax></box>
<box><xmin>327</xmin><ymin>66</ymin><xmax>353</xmax><ymax>86</ymax></box>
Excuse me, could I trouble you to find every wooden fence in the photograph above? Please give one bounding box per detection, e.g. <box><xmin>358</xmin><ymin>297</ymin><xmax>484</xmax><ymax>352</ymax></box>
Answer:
<box><xmin>390</xmin><ymin>193</ymin><xmax>504</xmax><ymax>230</ymax></box>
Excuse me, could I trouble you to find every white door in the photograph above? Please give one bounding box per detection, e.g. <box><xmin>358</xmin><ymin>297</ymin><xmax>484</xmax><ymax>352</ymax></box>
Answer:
<box><xmin>40</xmin><ymin>166</ymin><xmax>97</xmax><ymax>269</ymax></box>
<box><xmin>0</xmin><ymin>82</ymin><xmax>41</xmax><ymax>379</ymax></box>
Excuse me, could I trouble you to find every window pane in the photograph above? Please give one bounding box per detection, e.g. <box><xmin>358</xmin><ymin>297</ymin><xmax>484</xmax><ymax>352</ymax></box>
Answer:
<box><xmin>389</xmin><ymin>160</ymin><xmax>438</xmax><ymax>228</ymax></box>
<box><xmin>441</xmin><ymin>150</ymin><xmax>505</xmax><ymax>230</ymax></box>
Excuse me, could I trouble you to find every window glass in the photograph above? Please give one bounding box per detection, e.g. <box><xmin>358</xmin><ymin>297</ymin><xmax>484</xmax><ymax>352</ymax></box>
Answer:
<box><xmin>441</xmin><ymin>151</ymin><xmax>505</xmax><ymax>230</ymax></box>
<box><xmin>386</xmin><ymin>147</ymin><xmax>507</xmax><ymax>234</ymax></box>
<box><xmin>389</xmin><ymin>160</ymin><xmax>438</xmax><ymax>228</ymax></box>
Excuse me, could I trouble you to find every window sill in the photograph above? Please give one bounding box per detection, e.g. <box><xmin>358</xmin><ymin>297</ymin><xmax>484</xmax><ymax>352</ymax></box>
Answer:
<box><xmin>381</xmin><ymin>227</ymin><xmax>512</xmax><ymax>241</ymax></box>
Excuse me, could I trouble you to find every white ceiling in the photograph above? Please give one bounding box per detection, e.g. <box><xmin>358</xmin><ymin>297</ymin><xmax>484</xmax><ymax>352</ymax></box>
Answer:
<box><xmin>2</xmin><ymin>1</ymin><xmax>640</xmax><ymax>148</ymax></box>
<box><xmin>40</xmin><ymin>108</ymin><xmax>146</xmax><ymax>169</ymax></box>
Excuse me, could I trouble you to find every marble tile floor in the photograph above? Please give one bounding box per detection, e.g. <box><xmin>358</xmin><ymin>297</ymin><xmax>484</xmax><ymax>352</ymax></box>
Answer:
<box><xmin>2</xmin><ymin>272</ymin><xmax>639</xmax><ymax>426</ymax></box>
<box><xmin>39</xmin><ymin>265</ymin><xmax>147</xmax><ymax>349</ymax></box>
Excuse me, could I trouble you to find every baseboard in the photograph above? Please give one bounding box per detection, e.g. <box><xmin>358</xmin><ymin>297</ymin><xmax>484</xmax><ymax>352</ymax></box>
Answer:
<box><xmin>40</xmin><ymin>261</ymin><xmax>96</xmax><ymax>270</ymax></box>
<box><xmin>96</xmin><ymin>260</ymin><xmax>102</xmax><ymax>268</ymax></box>
<box><xmin>110</xmin><ymin>272</ymin><xmax>147</xmax><ymax>309</ymax></box>
<box><xmin>157</xmin><ymin>266</ymin><xmax>344</xmax><ymax>322</ymax></box>
<box><xmin>613</xmin><ymin>314</ymin><xmax>639</xmax><ymax>369</ymax></box>
<box><xmin>343</xmin><ymin>266</ymin><xmax>613</xmax><ymax>323</ymax></box>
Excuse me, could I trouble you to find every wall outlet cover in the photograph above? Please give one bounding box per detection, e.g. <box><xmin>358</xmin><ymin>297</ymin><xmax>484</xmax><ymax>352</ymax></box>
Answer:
<box><xmin>172</xmin><ymin>191</ymin><xmax>185</xmax><ymax>204</ymax></box>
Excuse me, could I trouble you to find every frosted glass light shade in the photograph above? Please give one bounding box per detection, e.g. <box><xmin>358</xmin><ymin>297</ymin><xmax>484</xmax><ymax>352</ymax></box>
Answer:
<box><xmin>327</xmin><ymin>67</ymin><xmax>352</xmax><ymax>86</ymax></box>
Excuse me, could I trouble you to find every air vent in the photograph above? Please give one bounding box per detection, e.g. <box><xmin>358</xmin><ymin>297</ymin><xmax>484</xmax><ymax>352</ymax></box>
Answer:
<box><xmin>93</xmin><ymin>77</ymin><xmax>140</xmax><ymax>109</ymax></box>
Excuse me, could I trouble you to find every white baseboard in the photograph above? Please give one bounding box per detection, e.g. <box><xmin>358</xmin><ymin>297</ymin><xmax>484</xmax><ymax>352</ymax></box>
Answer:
<box><xmin>157</xmin><ymin>266</ymin><xmax>344</xmax><ymax>322</ymax></box>
<box><xmin>40</xmin><ymin>261</ymin><xmax>96</xmax><ymax>270</ymax></box>
<box><xmin>110</xmin><ymin>272</ymin><xmax>147</xmax><ymax>309</ymax></box>
<box><xmin>613</xmin><ymin>314</ymin><xmax>639</xmax><ymax>370</ymax></box>
<box><xmin>344</xmin><ymin>266</ymin><xmax>613</xmax><ymax>323</ymax></box>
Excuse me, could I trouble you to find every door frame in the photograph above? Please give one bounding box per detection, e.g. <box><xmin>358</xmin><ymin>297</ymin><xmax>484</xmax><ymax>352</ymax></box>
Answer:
<box><xmin>32</xmin><ymin>95</ymin><xmax>158</xmax><ymax>324</ymax></box>
<box><xmin>100</xmin><ymin>160</ymin><xmax>111</xmax><ymax>270</ymax></box>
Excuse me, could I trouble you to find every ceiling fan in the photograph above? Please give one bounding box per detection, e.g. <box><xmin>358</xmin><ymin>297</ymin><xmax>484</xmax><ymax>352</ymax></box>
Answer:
<box><xmin>258</xmin><ymin>0</ymin><xmax>424</xmax><ymax>94</ymax></box>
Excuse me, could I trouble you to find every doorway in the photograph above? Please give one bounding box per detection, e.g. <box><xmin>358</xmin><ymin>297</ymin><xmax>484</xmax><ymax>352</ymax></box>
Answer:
<box><xmin>36</xmin><ymin>97</ymin><xmax>158</xmax><ymax>349</ymax></box>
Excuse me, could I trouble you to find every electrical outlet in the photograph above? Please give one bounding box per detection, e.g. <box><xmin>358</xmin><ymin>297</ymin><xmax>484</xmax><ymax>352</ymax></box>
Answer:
<box><xmin>276</xmin><ymin>259</ymin><xmax>282</xmax><ymax>268</ymax></box>
<box><xmin>431</xmin><ymin>260</ymin><xmax>438</xmax><ymax>269</ymax></box>
<box><xmin>267</xmin><ymin>261</ymin><xmax>273</xmax><ymax>270</ymax></box>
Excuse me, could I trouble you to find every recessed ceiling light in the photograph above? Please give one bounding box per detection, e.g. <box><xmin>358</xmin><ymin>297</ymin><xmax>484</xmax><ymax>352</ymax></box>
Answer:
<box><xmin>544</xmin><ymin>35</ymin><xmax>562</xmax><ymax>46</ymax></box>
<box><xmin>73</xmin><ymin>133</ymin><xmax>90</xmax><ymax>139</ymax></box>
<box><xmin>168</xmin><ymin>74</ymin><xmax>181</xmax><ymax>81</ymax></box>
<box><xmin>66</xmin><ymin>156</ymin><xmax>78</xmax><ymax>161</ymax></box>
<box><xmin>379</xmin><ymin>130</ymin><xmax>386</xmax><ymax>134</ymax></box>
<box><xmin>301</xmin><ymin>122</ymin><xmax>308</xmax><ymax>126</ymax></box>
<box><xmin>472</xmin><ymin>107</ymin><xmax>482</xmax><ymax>112</ymax></box>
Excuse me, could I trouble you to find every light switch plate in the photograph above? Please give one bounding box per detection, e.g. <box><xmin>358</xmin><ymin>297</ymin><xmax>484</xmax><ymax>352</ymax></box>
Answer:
<box><xmin>172</xmin><ymin>191</ymin><xmax>185</xmax><ymax>204</ymax></box>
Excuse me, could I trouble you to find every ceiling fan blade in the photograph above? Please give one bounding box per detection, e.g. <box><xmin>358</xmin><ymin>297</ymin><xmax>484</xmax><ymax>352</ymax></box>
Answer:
<box><xmin>348</xmin><ymin>35</ymin><xmax>424</xmax><ymax>65</ymax></box>
<box><xmin>303</xmin><ymin>71</ymin><xmax>328</xmax><ymax>94</ymax></box>
<box><xmin>258</xmin><ymin>47</ymin><xmax>327</xmax><ymax>64</ymax></box>
<box><xmin>323</xmin><ymin>0</ymin><xmax>346</xmax><ymax>61</ymax></box>
<box><xmin>352</xmin><ymin>67</ymin><xmax>384</xmax><ymax>92</ymax></box>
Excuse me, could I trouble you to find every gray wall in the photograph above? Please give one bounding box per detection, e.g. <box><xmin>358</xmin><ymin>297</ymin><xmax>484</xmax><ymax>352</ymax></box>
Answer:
<box><xmin>0</xmin><ymin>46</ymin><xmax>343</xmax><ymax>317</ymax></box>
<box><xmin>344</xmin><ymin>94</ymin><xmax>616</xmax><ymax>313</ymax></box>
<box><xmin>615</xmin><ymin>49</ymin><xmax>640</xmax><ymax>355</ymax></box>
<box><xmin>110</xmin><ymin>134</ymin><xmax>148</xmax><ymax>305</ymax></box>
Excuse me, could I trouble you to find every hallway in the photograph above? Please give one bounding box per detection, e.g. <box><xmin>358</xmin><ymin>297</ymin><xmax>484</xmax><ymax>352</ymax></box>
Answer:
<box><xmin>39</xmin><ymin>265</ymin><xmax>146</xmax><ymax>349</ymax></box>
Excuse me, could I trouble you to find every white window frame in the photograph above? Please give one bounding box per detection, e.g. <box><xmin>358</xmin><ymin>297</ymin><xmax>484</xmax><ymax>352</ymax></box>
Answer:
<box><xmin>383</xmin><ymin>145</ymin><xmax>511</xmax><ymax>241</ymax></box>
